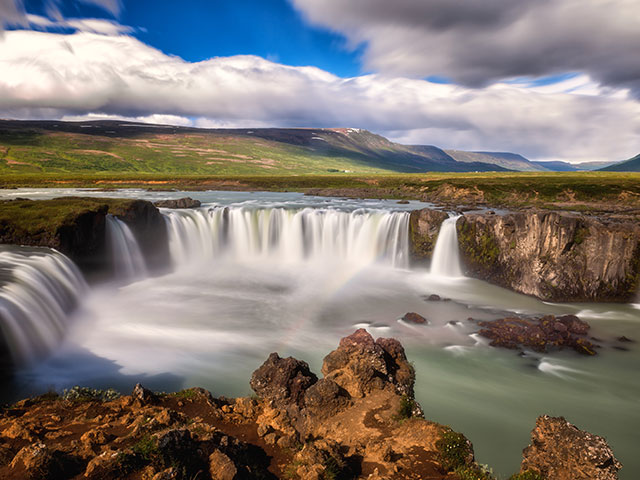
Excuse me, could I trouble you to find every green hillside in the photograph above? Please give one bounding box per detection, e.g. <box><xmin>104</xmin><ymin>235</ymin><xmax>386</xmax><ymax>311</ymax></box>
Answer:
<box><xmin>444</xmin><ymin>150</ymin><xmax>542</xmax><ymax>171</ymax></box>
<box><xmin>600</xmin><ymin>153</ymin><xmax>640</xmax><ymax>172</ymax></box>
<box><xmin>0</xmin><ymin>120</ymin><xmax>508</xmax><ymax>175</ymax></box>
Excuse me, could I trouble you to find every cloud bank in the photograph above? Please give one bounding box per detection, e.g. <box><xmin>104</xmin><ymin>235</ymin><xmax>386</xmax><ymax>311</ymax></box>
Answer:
<box><xmin>291</xmin><ymin>0</ymin><xmax>640</xmax><ymax>97</ymax></box>
<box><xmin>0</xmin><ymin>29</ymin><xmax>639</xmax><ymax>162</ymax></box>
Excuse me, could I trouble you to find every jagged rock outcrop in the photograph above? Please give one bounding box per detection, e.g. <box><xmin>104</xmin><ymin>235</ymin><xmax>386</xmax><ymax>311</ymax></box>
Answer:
<box><xmin>0</xmin><ymin>332</ymin><xmax>624</xmax><ymax>480</ymax></box>
<box><xmin>520</xmin><ymin>415</ymin><xmax>622</xmax><ymax>480</ymax></box>
<box><xmin>0</xmin><ymin>198</ymin><xmax>170</xmax><ymax>280</ymax></box>
<box><xmin>454</xmin><ymin>210</ymin><xmax>640</xmax><ymax>302</ymax></box>
<box><xmin>408</xmin><ymin>208</ymin><xmax>448</xmax><ymax>263</ymax></box>
<box><xmin>409</xmin><ymin>207</ymin><xmax>640</xmax><ymax>301</ymax></box>
<box><xmin>154</xmin><ymin>197</ymin><xmax>202</xmax><ymax>209</ymax></box>
<box><xmin>477</xmin><ymin>314</ymin><xmax>598</xmax><ymax>355</ymax></box>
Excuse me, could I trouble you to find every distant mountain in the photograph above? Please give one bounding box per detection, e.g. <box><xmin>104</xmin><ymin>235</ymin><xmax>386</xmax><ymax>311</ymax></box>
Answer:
<box><xmin>599</xmin><ymin>154</ymin><xmax>640</xmax><ymax>172</ymax></box>
<box><xmin>444</xmin><ymin>150</ymin><xmax>544</xmax><ymax>171</ymax></box>
<box><xmin>532</xmin><ymin>160</ymin><xmax>620</xmax><ymax>171</ymax></box>
<box><xmin>0</xmin><ymin>120</ymin><xmax>509</xmax><ymax>175</ymax></box>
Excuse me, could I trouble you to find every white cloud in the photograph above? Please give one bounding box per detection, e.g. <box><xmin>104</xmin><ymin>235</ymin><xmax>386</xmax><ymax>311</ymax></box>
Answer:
<box><xmin>0</xmin><ymin>29</ymin><xmax>639</xmax><ymax>162</ymax></box>
<box><xmin>291</xmin><ymin>0</ymin><xmax>640</xmax><ymax>97</ymax></box>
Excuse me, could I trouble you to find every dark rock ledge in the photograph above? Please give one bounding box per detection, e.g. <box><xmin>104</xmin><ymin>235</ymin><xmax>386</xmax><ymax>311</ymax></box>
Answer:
<box><xmin>0</xmin><ymin>330</ymin><xmax>622</xmax><ymax>479</ymax></box>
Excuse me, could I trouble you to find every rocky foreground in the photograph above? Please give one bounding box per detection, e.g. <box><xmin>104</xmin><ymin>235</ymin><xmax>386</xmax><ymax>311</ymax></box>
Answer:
<box><xmin>0</xmin><ymin>330</ymin><xmax>621</xmax><ymax>480</ymax></box>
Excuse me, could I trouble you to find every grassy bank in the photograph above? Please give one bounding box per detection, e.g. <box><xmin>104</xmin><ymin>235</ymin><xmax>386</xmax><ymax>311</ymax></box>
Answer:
<box><xmin>1</xmin><ymin>172</ymin><xmax>639</xmax><ymax>212</ymax></box>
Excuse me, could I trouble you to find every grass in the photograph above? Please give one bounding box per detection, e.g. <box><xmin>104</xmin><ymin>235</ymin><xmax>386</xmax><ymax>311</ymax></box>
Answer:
<box><xmin>0</xmin><ymin>197</ymin><xmax>141</xmax><ymax>241</ymax></box>
<box><xmin>1</xmin><ymin>171</ymin><xmax>639</xmax><ymax>206</ymax></box>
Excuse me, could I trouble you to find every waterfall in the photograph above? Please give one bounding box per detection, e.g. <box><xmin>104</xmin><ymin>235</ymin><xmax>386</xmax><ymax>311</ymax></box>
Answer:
<box><xmin>164</xmin><ymin>207</ymin><xmax>410</xmax><ymax>268</ymax></box>
<box><xmin>0</xmin><ymin>248</ymin><xmax>87</xmax><ymax>366</ymax></box>
<box><xmin>430</xmin><ymin>215</ymin><xmax>463</xmax><ymax>277</ymax></box>
<box><xmin>106</xmin><ymin>215</ymin><xmax>147</xmax><ymax>280</ymax></box>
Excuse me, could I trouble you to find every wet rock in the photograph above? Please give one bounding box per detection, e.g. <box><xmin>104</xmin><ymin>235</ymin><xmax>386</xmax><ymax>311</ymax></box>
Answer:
<box><xmin>250</xmin><ymin>352</ymin><xmax>318</xmax><ymax>407</ymax></box>
<box><xmin>321</xmin><ymin>329</ymin><xmax>417</xmax><ymax>400</ymax></box>
<box><xmin>617</xmin><ymin>335</ymin><xmax>634</xmax><ymax>343</ymax></box>
<box><xmin>402</xmin><ymin>312</ymin><xmax>428</xmax><ymax>324</ymax></box>
<box><xmin>397</xmin><ymin>200</ymin><xmax>410</xmax><ymax>205</ymax></box>
<box><xmin>152</xmin><ymin>467</ymin><xmax>179</xmax><ymax>480</ymax></box>
<box><xmin>425</xmin><ymin>294</ymin><xmax>441</xmax><ymax>301</ymax></box>
<box><xmin>408</xmin><ymin>208</ymin><xmax>449</xmax><ymax>262</ymax></box>
<box><xmin>557</xmin><ymin>314</ymin><xmax>590</xmax><ymax>335</ymax></box>
<box><xmin>154</xmin><ymin>197</ymin><xmax>201</xmax><ymax>209</ymax></box>
<box><xmin>520</xmin><ymin>415</ymin><xmax>622</xmax><ymax>480</ymax></box>
<box><xmin>478</xmin><ymin>315</ymin><xmax>598</xmax><ymax>355</ymax></box>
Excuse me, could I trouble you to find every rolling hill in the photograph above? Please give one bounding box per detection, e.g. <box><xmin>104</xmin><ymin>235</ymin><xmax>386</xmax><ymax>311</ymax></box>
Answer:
<box><xmin>0</xmin><ymin>120</ymin><xmax>510</xmax><ymax>175</ymax></box>
<box><xmin>444</xmin><ymin>150</ymin><xmax>543</xmax><ymax>171</ymax></box>
<box><xmin>531</xmin><ymin>160</ymin><xmax>619</xmax><ymax>171</ymax></box>
<box><xmin>599</xmin><ymin>153</ymin><xmax>640</xmax><ymax>172</ymax></box>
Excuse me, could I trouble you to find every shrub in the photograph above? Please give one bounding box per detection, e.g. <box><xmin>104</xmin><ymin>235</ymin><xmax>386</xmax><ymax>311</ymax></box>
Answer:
<box><xmin>62</xmin><ymin>386</ymin><xmax>120</xmax><ymax>402</ymax></box>
<box><xmin>509</xmin><ymin>470</ymin><xmax>545</xmax><ymax>480</ymax></box>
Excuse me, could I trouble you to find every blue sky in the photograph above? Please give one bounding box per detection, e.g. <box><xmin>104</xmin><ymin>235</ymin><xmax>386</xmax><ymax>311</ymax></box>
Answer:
<box><xmin>0</xmin><ymin>0</ymin><xmax>638</xmax><ymax>162</ymax></box>
<box><xmin>18</xmin><ymin>0</ymin><xmax>364</xmax><ymax>77</ymax></box>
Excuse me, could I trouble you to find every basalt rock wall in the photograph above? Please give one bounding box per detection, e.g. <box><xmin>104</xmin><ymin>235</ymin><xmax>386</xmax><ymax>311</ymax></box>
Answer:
<box><xmin>410</xmin><ymin>208</ymin><xmax>640</xmax><ymax>302</ymax></box>
<box><xmin>0</xmin><ymin>198</ymin><xmax>170</xmax><ymax>281</ymax></box>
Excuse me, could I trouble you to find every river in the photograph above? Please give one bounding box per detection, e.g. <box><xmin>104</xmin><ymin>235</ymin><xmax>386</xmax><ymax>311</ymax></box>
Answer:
<box><xmin>0</xmin><ymin>189</ymin><xmax>638</xmax><ymax>478</ymax></box>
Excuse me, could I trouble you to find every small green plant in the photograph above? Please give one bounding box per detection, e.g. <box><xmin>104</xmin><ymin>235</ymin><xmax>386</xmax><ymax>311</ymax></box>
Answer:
<box><xmin>322</xmin><ymin>456</ymin><xmax>343</xmax><ymax>480</ymax></box>
<box><xmin>454</xmin><ymin>464</ymin><xmax>495</xmax><ymax>480</ymax></box>
<box><xmin>394</xmin><ymin>395</ymin><xmax>415</xmax><ymax>421</ymax></box>
<box><xmin>436</xmin><ymin>429</ymin><xmax>472</xmax><ymax>471</ymax></box>
<box><xmin>509</xmin><ymin>470</ymin><xmax>545</xmax><ymax>480</ymax></box>
<box><xmin>132</xmin><ymin>435</ymin><xmax>160</xmax><ymax>461</ymax></box>
<box><xmin>62</xmin><ymin>386</ymin><xmax>120</xmax><ymax>402</ymax></box>
<box><xmin>171</xmin><ymin>389</ymin><xmax>197</xmax><ymax>400</ymax></box>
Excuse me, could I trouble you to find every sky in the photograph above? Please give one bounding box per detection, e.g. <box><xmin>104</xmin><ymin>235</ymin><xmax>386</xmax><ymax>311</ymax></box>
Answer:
<box><xmin>0</xmin><ymin>0</ymin><xmax>639</xmax><ymax>163</ymax></box>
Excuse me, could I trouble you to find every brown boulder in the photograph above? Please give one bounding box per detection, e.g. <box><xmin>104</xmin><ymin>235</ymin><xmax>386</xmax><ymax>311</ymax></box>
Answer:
<box><xmin>154</xmin><ymin>197</ymin><xmax>202</xmax><ymax>209</ymax></box>
<box><xmin>321</xmin><ymin>329</ymin><xmax>417</xmax><ymax>400</ymax></box>
<box><xmin>250</xmin><ymin>352</ymin><xmax>318</xmax><ymax>407</ymax></box>
<box><xmin>209</xmin><ymin>450</ymin><xmax>237</xmax><ymax>480</ymax></box>
<box><xmin>402</xmin><ymin>312</ymin><xmax>428</xmax><ymax>324</ymax></box>
<box><xmin>521</xmin><ymin>415</ymin><xmax>621</xmax><ymax>480</ymax></box>
<box><xmin>478</xmin><ymin>315</ymin><xmax>597</xmax><ymax>355</ymax></box>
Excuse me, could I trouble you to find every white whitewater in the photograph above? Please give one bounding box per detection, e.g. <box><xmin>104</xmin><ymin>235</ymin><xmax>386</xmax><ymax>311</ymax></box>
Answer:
<box><xmin>0</xmin><ymin>248</ymin><xmax>87</xmax><ymax>365</ymax></box>
<box><xmin>430</xmin><ymin>214</ymin><xmax>463</xmax><ymax>277</ymax></box>
<box><xmin>164</xmin><ymin>207</ymin><xmax>410</xmax><ymax>268</ymax></box>
<box><xmin>105</xmin><ymin>215</ymin><xmax>147</xmax><ymax>280</ymax></box>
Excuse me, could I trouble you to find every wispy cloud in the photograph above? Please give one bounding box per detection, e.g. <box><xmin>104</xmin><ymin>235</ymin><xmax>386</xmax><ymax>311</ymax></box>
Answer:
<box><xmin>291</xmin><ymin>0</ymin><xmax>640</xmax><ymax>97</ymax></box>
<box><xmin>1</xmin><ymin>29</ymin><xmax>638</xmax><ymax>162</ymax></box>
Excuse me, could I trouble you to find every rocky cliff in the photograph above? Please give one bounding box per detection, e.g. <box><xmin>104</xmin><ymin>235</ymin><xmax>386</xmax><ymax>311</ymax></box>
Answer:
<box><xmin>457</xmin><ymin>211</ymin><xmax>640</xmax><ymax>302</ymax></box>
<box><xmin>0</xmin><ymin>331</ymin><xmax>622</xmax><ymax>480</ymax></box>
<box><xmin>0</xmin><ymin>198</ymin><xmax>169</xmax><ymax>280</ymax></box>
<box><xmin>409</xmin><ymin>208</ymin><xmax>640</xmax><ymax>302</ymax></box>
<box><xmin>408</xmin><ymin>208</ymin><xmax>448</xmax><ymax>263</ymax></box>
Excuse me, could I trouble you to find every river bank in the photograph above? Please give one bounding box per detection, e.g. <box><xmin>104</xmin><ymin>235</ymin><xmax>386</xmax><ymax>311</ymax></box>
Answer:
<box><xmin>0</xmin><ymin>330</ymin><xmax>622</xmax><ymax>480</ymax></box>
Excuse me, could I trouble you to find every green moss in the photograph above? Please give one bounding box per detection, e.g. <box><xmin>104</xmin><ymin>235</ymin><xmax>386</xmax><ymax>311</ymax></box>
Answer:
<box><xmin>0</xmin><ymin>197</ymin><xmax>138</xmax><ymax>241</ymax></box>
<box><xmin>393</xmin><ymin>395</ymin><xmax>415</xmax><ymax>421</ymax></box>
<box><xmin>509</xmin><ymin>470</ymin><xmax>545</xmax><ymax>480</ymax></box>
<box><xmin>573</xmin><ymin>225</ymin><xmax>589</xmax><ymax>245</ymax></box>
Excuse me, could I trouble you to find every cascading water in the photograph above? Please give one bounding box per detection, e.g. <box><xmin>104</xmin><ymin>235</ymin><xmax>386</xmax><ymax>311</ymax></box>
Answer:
<box><xmin>430</xmin><ymin>214</ymin><xmax>463</xmax><ymax>277</ymax></box>
<box><xmin>0</xmin><ymin>247</ymin><xmax>87</xmax><ymax>366</ymax></box>
<box><xmin>105</xmin><ymin>215</ymin><xmax>147</xmax><ymax>280</ymax></box>
<box><xmin>164</xmin><ymin>207</ymin><xmax>410</xmax><ymax>269</ymax></box>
